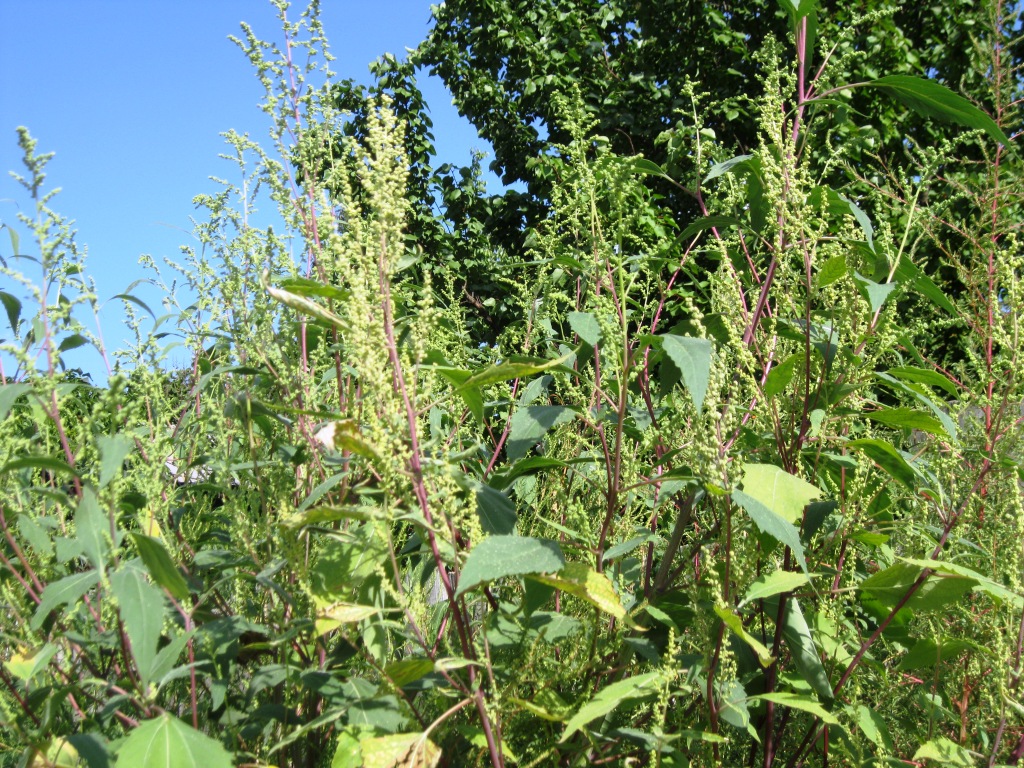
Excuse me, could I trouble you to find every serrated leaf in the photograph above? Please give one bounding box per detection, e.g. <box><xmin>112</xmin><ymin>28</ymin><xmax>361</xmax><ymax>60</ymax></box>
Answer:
<box><xmin>97</xmin><ymin>433</ymin><xmax>133</xmax><ymax>489</ymax></box>
<box><xmin>715</xmin><ymin>605</ymin><xmax>774</xmax><ymax>667</ymax></box>
<box><xmin>851</xmin><ymin>272</ymin><xmax>897</xmax><ymax>314</ymax></box>
<box><xmin>456</xmin><ymin>536</ymin><xmax>565</xmax><ymax>597</ymax></box>
<box><xmin>740</xmin><ymin>464</ymin><xmax>822</xmax><ymax>524</ymax></box>
<box><xmin>567</xmin><ymin>311</ymin><xmax>601</xmax><ymax>347</ymax></box>
<box><xmin>732</xmin><ymin>490</ymin><xmax>808</xmax><ymax>573</ymax></box>
<box><xmin>661</xmin><ymin>334</ymin><xmax>713</xmax><ymax>413</ymax></box>
<box><xmin>527</xmin><ymin>562</ymin><xmax>625</xmax><ymax>619</ymax></box>
<box><xmin>114</xmin><ymin>714</ymin><xmax>233</xmax><ymax>768</ymax></box>
<box><xmin>472</xmin><ymin>480</ymin><xmax>517</xmax><ymax>535</ymax></box>
<box><xmin>815</xmin><ymin>254</ymin><xmax>847</xmax><ymax>288</ymax></box>
<box><xmin>764</xmin><ymin>353</ymin><xmax>801</xmax><ymax>398</ymax></box>
<box><xmin>506</xmin><ymin>405</ymin><xmax>578</xmax><ymax>460</ymax></box>
<box><xmin>739</xmin><ymin>571</ymin><xmax>812</xmax><ymax>608</ymax></box>
<box><xmin>560</xmin><ymin>671</ymin><xmax>664</xmax><ymax>742</ymax></box>
<box><xmin>110</xmin><ymin>566</ymin><xmax>167</xmax><ymax>692</ymax></box>
<box><xmin>912</xmin><ymin>736</ymin><xmax>976</xmax><ymax>767</ymax></box>
<box><xmin>129</xmin><ymin>533</ymin><xmax>189</xmax><ymax>601</ymax></box>
<box><xmin>869</xmin><ymin>75</ymin><xmax>1009</xmax><ymax>146</ymax></box>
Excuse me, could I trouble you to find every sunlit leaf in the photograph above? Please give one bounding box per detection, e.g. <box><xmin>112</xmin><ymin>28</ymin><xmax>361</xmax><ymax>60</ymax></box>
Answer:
<box><xmin>457</xmin><ymin>536</ymin><xmax>565</xmax><ymax>596</ymax></box>
<box><xmin>114</xmin><ymin>714</ymin><xmax>233</xmax><ymax>768</ymax></box>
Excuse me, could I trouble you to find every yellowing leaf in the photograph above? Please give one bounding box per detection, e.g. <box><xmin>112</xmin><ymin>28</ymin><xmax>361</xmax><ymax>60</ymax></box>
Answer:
<box><xmin>740</xmin><ymin>464</ymin><xmax>822</xmax><ymax>524</ymax></box>
<box><xmin>715</xmin><ymin>605</ymin><xmax>774</xmax><ymax>667</ymax></box>
<box><xmin>358</xmin><ymin>733</ymin><xmax>441</xmax><ymax>768</ymax></box>
<box><xmin>528</xmin><ymin>562</ymin><xmax>625</xmax><ymax>619</ymax></box>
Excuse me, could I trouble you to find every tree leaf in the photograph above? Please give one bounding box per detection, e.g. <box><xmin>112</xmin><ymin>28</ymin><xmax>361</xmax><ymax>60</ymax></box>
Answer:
<box><xmin>884</xmin><ymin>366</ymin><xmax>960</xmax><ymax>399</ymax></box>
<box><xmin>456</xmin><ymin>536</ymin><xmax>565</xmax><ymax>596</ymax></box>
<box><xmin>114</xmin><ymin>714</ymin><xmax>232</xmax><ymax>768</ymax></box>
<box><xmin>129</xmin><ymin>533</ymin><xmax>190</xmax><ymax>601</ymax></box>
<box><xmin>869</xmin><ymin>75</ymin><xmax>1009</xmax><ymax>147</ymax></box>
<box><xmin>506</xmin><ymin>405</ymin><xmax>578</xmax><ymax>460</ymax></box>
<box><xmin>661</xmin><ymin>334</ymin><xmax>713</xmax><ymax>413</ymax></box>
<box><xmin>732</xmin><ymin>490</ymin><xmax>808</xmax><ymax>573</ymax></box>
<box><xmin>739</xmin><ymin>571</ymin><xmax>812</xmax><ymax>608</ymax></box>
<box><xmin>560</xmin><ymin>671</ymin><xmax>665</xmax><ymax>742</ymax></box>
<box><xmin>740</xmin><ymin>464</ymin><xmax>822</xmax><ymax>524</ymax></box>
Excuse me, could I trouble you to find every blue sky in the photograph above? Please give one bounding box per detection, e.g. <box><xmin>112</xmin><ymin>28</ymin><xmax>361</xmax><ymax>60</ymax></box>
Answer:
<box><xmin>0</xmin><ymin>1</ymin><xmax>485</xmax><ymax>380</ymax></box>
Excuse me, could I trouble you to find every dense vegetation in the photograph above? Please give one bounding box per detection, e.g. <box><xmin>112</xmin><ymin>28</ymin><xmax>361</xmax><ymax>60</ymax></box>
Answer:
<box><xmin>1</xmin><ymin>1</ymin><xmax>1023</xmax><ymax>766</ymax></box>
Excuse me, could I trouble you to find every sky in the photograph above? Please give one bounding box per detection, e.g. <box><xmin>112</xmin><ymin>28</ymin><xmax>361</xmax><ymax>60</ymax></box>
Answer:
<box><xmin>0</xmin><ymin>0</ymin><xmax>487</xmax><ymax>381</ymax></box>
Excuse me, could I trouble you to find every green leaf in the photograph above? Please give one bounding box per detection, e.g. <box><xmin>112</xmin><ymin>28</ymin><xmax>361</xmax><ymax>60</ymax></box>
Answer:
<box><xmin>115</xmin><ymin>714</ymin><xmax>233</xmax><ymax>768</ymax></box>
<box><xmin>661</xmin><ymin>334</ymin><xmax>713</xmax><ymax>413</ymax></box>
<box><xmin>357</xmin><ymin>732</ymin><xmax>441</xmax><ymax>768</ymax></box>
<box><xmin>58</xmin><ymin>333</ymin><xmax>89</xmax><ymax>353</ymax></box>
<box><xmin>276</xmin><ymin>276</ymin><xmax>350</xmax><ymax>302</ymax></box>
<box><xmin>740</xmin><ymin>464</ymin><xmax>822</xmax><ymax>524</ymax></box>
<box><xmin>129</xmin><ymin>533</ymin><xmax>190</xmax><ymax>601</ymax></box>
<box><xmin>764</xmin><ymin>353</ymin><xmax>801</xmax><ymax>398</ymax></box>
<box><xmin>732</xmin><ymin>490</ymin><xmax>808</xmax><ymax>573</ymax></box>
<box><xmin>112</xmin><ymin>293</ymin><xmax>155</xmax><ymax>321</ymax></box>
<box><xmin>384</xmin><ymin>658</ymin><xmax>435</xmax><ymax>688</ymax></box>
<box><xmin>902</xmin><ymin>558</ymin><xmax>1024</xmax><ymax>609</ymax></box>
<box><xmin>97</xmin><ymin>433</ymin><xmax>133</xmax><ymax>489</ymax></box>
<box><xmin>853</xmin><ymin>704</ymin><xmax>893</xmax><ymax>751</ymax></box>
<box><xmin>739</xmin><ymin>571</ymin><xmax>812</xmax><ymax>608</ymax></box>
<box><xmin>506</xmin><ymin>405</ymin><xmax>578</xmax><ymax>460</ymax></box>
<box><xmin>704</xmin><ymin>154</ymin><xmax>754</xmax><ymax>182</ymax></box>
<box><xmin>775</xmin><ymin>597</ymin><xmax>834</xmax><ymax>701</ymax></box>
<box><xmin>0</xmin><ymin>291</ymin><xmax>22</xmax><ymax>333</ymax></box>
<box><xmin>473</xmin><ymin>480</ymin><xmax>517</xmax><ymax>535</ymax></box>
<box><xmin>567</xmin><ymin>311</ymin><xmax>601</xmax><ymax>347</ymax></box>
<box><xmin>891</xmin><ymin>256</ymin><xmax>957</xmax><ymax>315</ymax></box>
<box><xmin>32</xmin><ymin>570</ymin><xmax>100</xmax><ymax>630</ymax></box>
<box><xmin>884</xmin><ymin>366</ymin><xmax>959</xmax><ymax>399</ymax></box>
<box><xmin>76</xmin><ymin>488</ymin><xmax>110</xmax><ymax>571</ymax></box>
<box><xmin>869</xmin><ymin>75</ymin><xmax>1010</xmax><ymax>147</ymax></box>
<box><xmin>753</xmin><ymin>692</ymin><xmax>838</xmax><ymax>725</ymax></box>
<box><xmin>264</xmin><ymin>274</ymin><xmax>348</xmax><ymax>329</ymax></box>
<box><xmin>456</xmin><ymin>536</ymin><xmax>565</xmax><ymax>596</ymax></box>
<box><xmin>847</xmin><ymin>439</ymin><xmax>918</xmax><ymax>492</ymax></box>
<box><xmin>1</xmin><ymin>455</ymin><xmax>81</xmax><ymax>479</ymax></box>
<box><xmin>815</xmin><ymin>254</ymin><xmax>847</xmax><ymax>288</ymax></box>
<box><xmin>911</xmin><ymin>736</ymin><xmax>976</xmax><ymax>767</ymax></box>
<box><xmin>459</xmin><ymin>353</ymin><xmax>572</xmax><ymax>390</ymax></box>
<box><xmin>630</xmin><ymin>157</ymin><xmax>674</xmax><ymax>181</ymax></box>
<box><xmin>0</xmin><ymin>382</ymin><xmax>31</xmax><ymax>420</ymax></box>
<box><xmin>839</xmin><ymin>194</ymin><xmax>874</xmax><ymax>252</ymax></box>
<box><xmin>898</xmin><ymin>638</ymin><xmax>980</xmax><ymax>671</ymax></box>
<box><xmin>527</xmin><ymin>562</ymin><xmax>626</xmax><ymax>619</ymax></box>
<box><xmin>560</xmin><ymin>671</ymin><xmax>665</xmax><ymax>742</ymax></box>
<box><xmin>679</xmin><ymin>215</ymin><xmax>743</xmax><ymax>242</ymax></box>
<box><xmin>715</xmin><ymin>605</ymin><xmax>774</xmax><ymax>667</ymax></box>
<box><xmin>866</xmin><ymin>407</ymin><xmax>949</xmax><ymax>438</ymax></box>
<box><xmin>851</xmin><ymin>272</ymin><xmax>897</xmax><ymax>314</ymax></box>
<box><xmin>110</xmin><ymin>566</ymin><xmax>168</xmax><ymax>692</ymax></box>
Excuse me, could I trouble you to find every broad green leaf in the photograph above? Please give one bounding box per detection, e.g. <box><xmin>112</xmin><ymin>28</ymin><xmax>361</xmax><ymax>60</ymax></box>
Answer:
<box><xmin>704</xmin><ymin>154</ymin><xmax>753</xmax><ymax>181</ymax></box>
<box><xmin>662</xmin><ymin>334</ymin><xmax>713</xmax><ymax>413</ymax></box>
<box><xmin>851</xmin><ymin>272</ymin><xmax>897</xmax><ymax>314</ymax></box>
<box><xmin>0</xmin><ymin>291</ymin><xmax>22</xmax><ymax>333</ymax></box>
<box><xmin>265</xmin><ymin>281</ymin><xmax>348</xmax><ymax>329</ymax></box>
<box><xmin>97</xmin><ymin>433</ymin><xmax>133</xmax><ymax>489</ymax></box>
<box><xmin>853</xmin><ymin>704</ymin><xmax>893</xmax><ymax>751</ymax></box>
<box><xmin>32</xmin><ymin>570</ymin><xmax>100</xmax><ymax>630</ymax></box>
<box><xmin>740</xmin><ymin>463</ymin><xmax>822</xmax><ymax>524</ymax></box>
<box><xmin>358</xmin><ymin>732</ymin><xmax>441</xmax><ymax>768</ymax></box>
<box><xmin>866</xmin><ymin>407</ymin><xmax>949</xmax><ymax>438</ymax></box>
<box><xmin>331</xmin><ymin>732</ymin><xmax>362</xmax><ymax>768</ymax></box>
<box><xmin>314</xmin><ymin>599</ymin><xmax>382</xmax><ymax>636</ymax></box>
<box><xmin>129</xmin><ymin>533</ymin><xmax>189</xmax><ymax>601</ymax></box>
<box><xmin>679</xmin><ymin>215</ymin><xmax>743</xmax><ymax>242</ymax></box>
<box><xmin>473</xmin><ymin>480</ymin><xmax>517</xmax><ymax>535</ymax></box>
<box><xmin>898</xmin><ymin>638</ymin><xmax>980</xmax><ymax>671</ymax></box>
<box><xmin>874</xmin><ymin>372</ymin><xmax>959</xmax><ymax>440</ymax></box>
<box><xmin>4</xmin><ymin>643</ymin><xmax>57</xmax><ymax>684</ymax></box>
<box><xmin>283</xmin><ymin>505</ymin><xmax>381</xmax><ymax>530</ymax></box>
<box><xmin>76</xmin><ymin>488</ymin><xmax>110</xmax><ymax>571</ymax></box>
<box><xmin>459</xmin><ymin>353</ymin><xmax>572</xmax><ymax>390</ymax></box>
<box><xmin>891</xmin><ymin>255</ymin><xmax>957</xmax><ymax>315</ymax></box>
<box><xmin>754</xmin><ymin>692</ymin><xmax>838</xmax><ymax>724</ymax></box>
<box><xmin>902</xmin><ymin>558</ymin><xmax>1024</xmax><ymax>609</ymax></box>
<box><xmin>732</xmin><ymin>490</ymin><xmax>808</xmax><ymax>573</ymax></box>
<box><xmin>715</xmin><ymin>605</ymin><xmax>773</xmax><ymax>667</ymax></box>
<box><xmin>739</xmin><ymin>571</ymin><xmax>812</xmax><ymax>608</ymax></box>
<box><xmin>567</xmin><ymin>311</ymin><xmax>601</xmax><ymax>347</ymax></box>
<box><xmin>884</xmin><ymin>366</ymin><xmax>960</xmax><ymax>398</ymax></box>
<box><xmin>112</xmin><ymin>293</ymin><xmax>155</xmax><ymax>320</ymax></box>
<box><xmin>506</xmin><ymin>405</ymin><xmax>578</xmax><ymax>460</ymax></box>
<box><xmin>2</xmin><ymin>455</ymin><xmax>80</xmax><ymax>478</ymax></box>
<box><xmin>527</xmin><ymin>562</ymin><xmax>625</xmax><ymax>619</ymax></box>
<box><xmin>815</xmin><ymin>254</ymin><xmax>847</xmax><ymax>288</ymax></box>
<box><xmin>869</xmin><ymin>75</ymin><xmax>1010</xmax><ymax>146</ymax></box>
<box><xmin>110</xmin><ymin>566</ymin><xmax>167</xmax><ymax>692</ymax></box>
<box><xmin>0</xmin><ymin>382</ymin><xmax>31</xmax><ymax>420</ymax></box>
<box><xmin>510</xmin><ymin>688</ymin><xmax>573</xmax><ymax>721</ymax></box>
<box><xmin>560</xmin><ymin>671</ymin><xmax>665</xmax><ymax>742</ymax></box>
<box><xmin>457</xmin><ymin>536</ymin><xmax>565</xmax><ymax>596</ymax></box>
<box><xmin>911</xmin><ymin>736</ymin><xmax>976</xmax><ymax>767</ymax></box>
<box><xmin>58</xmin><ymin>333</ymin><xmax>89</xmax><ymax>353</ymax></box>
<box><xmin>276</xmin><ymin>276</ymin><xmax>349</xmax><ymax>302</ymax></box>
<box><xmin>115</xmin><ymin>714</ymin><xmax>233</xmax><ymax>768</ymax></box>
<box><xmin>630</xmin><ymin>157</ymin><xmax>674</xmax><ymax>181</ymax></box>
<box><xmin>847</xmin><ymin>439</ymin><xmax>918</xmax><ymax>492</ymax></box>
<box><xmin>839</xmin><ymin>194</ymin><xmax>874</xmax><ymax>252</ymax></box>
<box><xmin>764</xmin><ymin>353</ymin><xmax>801</xmax><ymax>398</ymax></box>
<box><xmin>774</xmin><ymin>597</ymin><xmax>834</xmax><ymax>701</ymax></box>
<box><xmin>385</xmin><ymin>658</ymin><xmax>435</xmax><ymax>688</ymax></box>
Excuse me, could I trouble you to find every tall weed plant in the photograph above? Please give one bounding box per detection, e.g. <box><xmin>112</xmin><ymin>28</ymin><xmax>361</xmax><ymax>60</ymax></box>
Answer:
<box><xmin>0</xmin><ymin>1</ymin><xmax>1022</xmax><ymax>766</ymax></box>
